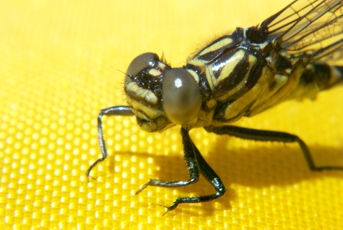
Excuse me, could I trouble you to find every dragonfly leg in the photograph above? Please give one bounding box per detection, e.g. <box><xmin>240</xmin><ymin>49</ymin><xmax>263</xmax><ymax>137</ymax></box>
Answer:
<box><xmin>86</xmin><ymin>106</ymin><xmax>133</xmax><ymax>180</ymax></box>
<box><xmin>205</xmin><ymin>125</ymin><xmax>343</xmax><ymax>171</ymax></box>
<box><xmin>164</xmin><ymin>128</ymin><xmax>226</xmax><ymax>215</ymax></box>
<box><xmin>135</xmin><ymin>127</ymin><xmax>201</xmax><ymax>193</ymax></box>
<box><xmin>136</xmin><ymin>127</ymin><xmax>226</xmax><ymax>215</ymax></box>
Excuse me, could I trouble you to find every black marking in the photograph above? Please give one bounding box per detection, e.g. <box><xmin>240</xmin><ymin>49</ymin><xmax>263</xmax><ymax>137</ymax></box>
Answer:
<box><xmin>301</xmin><ymin>63</ymin><xmax>331</xmax><ymax>89</ymax></box>
<box><xmin>274</xmin><ymin>54</ymin><xmax>293</xmax><ymax>73</ymax></box>
<box><xmin>185</xmin><ymin>64</ymin><xmax>212</xmax><ymax>100</ymax></box>
<box><xmin>230</xmin><ymin>58</ymin><xmax>265</xmax><ymax>101</ymax></box>
<box><xmin>335</xmin><ymin>66</ymin><xmax>343</xmax><ymax>77</ymax></box>
<box><xmin>212</xmin><ymin>49</ymin><xmax>250</xmax><ymax>97</ymax></box>
<box><xmin>130</xmin><ymin>67</ymin><xmax>166</xmax><ymax>99</ymax></box>
<box><xmin>246</xmin><ymin>26</ymin><xmax>268</xmax><ymax>43</ymax></box>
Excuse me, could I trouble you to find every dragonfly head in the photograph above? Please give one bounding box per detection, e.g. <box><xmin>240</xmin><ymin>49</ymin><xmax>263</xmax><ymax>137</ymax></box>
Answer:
<box><xmin>125</xmin><ymin>53</ymin><xmax>202</xmax><ymax>132</ymax></box>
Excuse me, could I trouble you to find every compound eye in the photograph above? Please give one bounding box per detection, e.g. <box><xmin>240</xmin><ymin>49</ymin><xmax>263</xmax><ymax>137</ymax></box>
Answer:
<box><xmin>126</xmin><ymin>53</ymin><xmax>159</xmax><ymax>82</ymax></box>
<box><xmin>162</xmin><ymin>68</ymin><xmax>202</xmax><ymax>125</ymax></box>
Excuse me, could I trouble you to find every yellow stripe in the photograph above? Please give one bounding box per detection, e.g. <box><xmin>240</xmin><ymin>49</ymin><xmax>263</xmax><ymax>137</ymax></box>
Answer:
<box><xmin>217</xmin><ymin>53</ymin><xmax>257</xmax><ymax>102</ymax></box>
<box><xmin>198</xmin><ymin>37</ymin><xmax>233</xmax><ymax>56</ymax></box>
<box><xmin>125</xmin><ymin>82</ymin><xmax>158</xmax><ymax>105</ymax></box>
<box><xmin>127</xmin><ymin>98</ymin><xmax>163</xmax><ymax>120</ymax></box>
<box><xmin>215</xmin><ymin>49</ymin><xmax>245</xmax><ymax>85</ymax></box>
<box><xmin>187</xmin><ymin>58</ymin><xmax>207</xmax><ymax>67</ymax></box>
<box><xmin>148</xmin><ymin>68</ymin><xmax>162</xmax><ymax>77</ymax></box>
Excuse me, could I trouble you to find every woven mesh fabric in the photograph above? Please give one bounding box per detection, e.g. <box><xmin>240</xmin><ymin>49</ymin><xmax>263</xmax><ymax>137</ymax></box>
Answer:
<box><xmin>1</xmin><ymin>0</ymin><xmax>343</xmax><ymax>228</ymax></box>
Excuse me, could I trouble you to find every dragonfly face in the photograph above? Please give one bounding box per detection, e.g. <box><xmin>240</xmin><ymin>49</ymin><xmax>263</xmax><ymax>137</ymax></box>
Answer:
<box><xmin>124</xmin><ymin>53</ymin><xmax>171</xmax><ymax>132</ymax></box>
<box><xmin>125</xmin><ymin>52</ymin><xmax>203</xmax><ymax>132</ymax></box>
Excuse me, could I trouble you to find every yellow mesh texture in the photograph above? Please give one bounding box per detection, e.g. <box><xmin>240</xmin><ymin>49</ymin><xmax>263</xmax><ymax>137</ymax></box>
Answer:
<box><xmin>1</xmin><ymin>0</ymin><xmax>343</xmax><ymax>229</ymax></box>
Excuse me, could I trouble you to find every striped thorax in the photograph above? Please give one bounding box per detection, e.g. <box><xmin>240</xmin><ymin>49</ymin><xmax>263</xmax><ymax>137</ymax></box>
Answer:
<box><xmin>125</xmin><ymin>0</ymin><xmax>343</xmax><ymax>132</ymax></box>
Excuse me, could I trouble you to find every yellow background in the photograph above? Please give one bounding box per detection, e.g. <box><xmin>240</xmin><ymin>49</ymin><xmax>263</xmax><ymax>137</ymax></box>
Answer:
<box><xmin>1</xmin><ymin>0</ymin><xmax>343</xmax><ymax>229</ymax></box>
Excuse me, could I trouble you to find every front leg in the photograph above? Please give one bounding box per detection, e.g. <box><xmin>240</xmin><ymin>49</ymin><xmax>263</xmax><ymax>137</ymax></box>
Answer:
<box><xmin>86</xmin><ymin>106</ymin><xmax>134</xmax><ymax>179</ymax></box>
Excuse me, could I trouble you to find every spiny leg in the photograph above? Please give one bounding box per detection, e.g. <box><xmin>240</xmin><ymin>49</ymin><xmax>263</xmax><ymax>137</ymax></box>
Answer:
<box><xmin>135</xmin><ymin>128</ymin><xmax>201</xmax><ymax>194</ymax></box>
<box><xmin>163</xmin><ymin>128</ymin><xmax>226</xmax><ymax>215</ymax></box>
<box><xmin>205</xmin><ymin>125</ymin><xmax>343</xmax><ymax>171</ymax></box>
<box><xmin>86</xmin><ymin>106</ymin><xmax>133</xmax><ymax>179</ymax></box>
<box><xmin>136</xmin><ymin>127</ymin><xmax>226</xmax><ymax>215</ymax></box>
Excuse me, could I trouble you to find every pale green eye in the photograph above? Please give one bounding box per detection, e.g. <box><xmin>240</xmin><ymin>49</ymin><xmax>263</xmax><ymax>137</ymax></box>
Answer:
<box><xmin>162</xmin><ymin>68</ymin><xmax>202</xmax><ymax>125</ymax></box>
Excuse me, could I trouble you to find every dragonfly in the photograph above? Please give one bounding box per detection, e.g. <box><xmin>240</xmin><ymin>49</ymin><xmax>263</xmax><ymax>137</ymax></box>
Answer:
<box><xmin>87</xmin><ymin>0</ymin><xmax>343</xmax><ymax>214</ymax></box>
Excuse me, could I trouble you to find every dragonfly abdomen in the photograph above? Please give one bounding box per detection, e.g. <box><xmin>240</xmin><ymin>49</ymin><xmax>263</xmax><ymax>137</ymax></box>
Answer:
<box><xmin>286</xmin><ymin>63</ymin><xmax>343</xmax><ymax>100</ymax></box>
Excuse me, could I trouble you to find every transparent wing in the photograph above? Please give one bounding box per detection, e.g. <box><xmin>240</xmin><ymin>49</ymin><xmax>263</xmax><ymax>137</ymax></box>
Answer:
<box><xmin>261</xmin><ymin>0</ymin><xmax>343</xmax><ymax>64</ymax></box>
